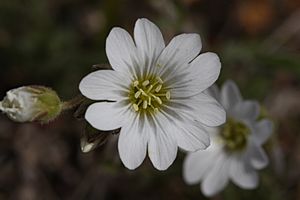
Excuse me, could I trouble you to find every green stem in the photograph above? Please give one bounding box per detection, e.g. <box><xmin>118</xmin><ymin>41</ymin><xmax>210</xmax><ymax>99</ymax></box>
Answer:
<box><xmin>62</xmin><ymin>95</ymin><xmax>85</xmax><ymax>111</ymax></box>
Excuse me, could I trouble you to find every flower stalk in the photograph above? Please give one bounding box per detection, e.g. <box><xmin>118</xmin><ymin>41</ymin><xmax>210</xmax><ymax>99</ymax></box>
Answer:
<box><xmin>62</xmin><ymin>95</ymin><xmax>86</xmax><ymax>111</ymax></box>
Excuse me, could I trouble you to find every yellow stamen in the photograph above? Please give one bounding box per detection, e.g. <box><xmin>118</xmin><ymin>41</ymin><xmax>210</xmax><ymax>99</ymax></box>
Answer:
<box><xmin>139</xmin><ymin>89</ymin><xmax>148</xmax><ymax>96</ymax></box>
<box><xmin>166</xmin><ymin>91</ymin><xmax>171</xmax><ymax>100</ymax></box>
<box><xmin>157</xmin><ymin>77</ymin><xmax>163</xmax><ymax>84</ymax></box>
<box><xmin>130</xmin><ymin>77</ymin><xmax>170</xmax><ymax>113</ymax></box>
<box><xmin>137</xmin><ymin>99</ymin><xmax>142</xmax><ymax>106</ymax></box>
<box><xmin>155</xmin><ymin>84</ymin><xmax>162</xmax><ymax>92</ymax></box>
<box><xmin>154</xmin><ymin>96</ymin><xmax>162</xmax><ymax>104</ymax></box>
<box><xmin>134</xmin><ymin>91</ymin><xmax>141</xmax><ymax>99</ymax></box>
<box><xmin>133</xmin><ymin>80</ymin><xmax>139</xmax><ymax>87</ymax></box>
<box><xmin>147</xmin><ymin>85</ymin><xmax>153</xmax><ymax>93</ymax></box>
<box><xmin>143</xmin><ymin>100</ymin><xmax>148</xmax><ymax>109</ymax></box>
<box><xmin>133</xmin><ymin>104</ymin><xmax>139</xmax><ymax>112</ymax></box>
<box><xmin>142</xmin><ymin>80</ymin><xmax>150</xmax><ymax>86</ymax></box>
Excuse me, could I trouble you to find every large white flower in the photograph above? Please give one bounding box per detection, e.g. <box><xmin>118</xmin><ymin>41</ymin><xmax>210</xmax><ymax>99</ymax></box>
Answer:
<box><xmin>183</xmin><ymin>80</ymin><xmax>273</xmax><ymax>196</ymax></box>
<box><xmin>79</xmin><ymin>18</ymin><xmax>226</xmax><ymax>170</ymax></box>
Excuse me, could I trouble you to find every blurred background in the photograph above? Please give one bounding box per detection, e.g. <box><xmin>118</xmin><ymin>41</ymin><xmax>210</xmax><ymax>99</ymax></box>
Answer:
<box><xmin>0</xmin><ymin>0</ymin><xmax>300</xmax><ymax>199</ymax></box>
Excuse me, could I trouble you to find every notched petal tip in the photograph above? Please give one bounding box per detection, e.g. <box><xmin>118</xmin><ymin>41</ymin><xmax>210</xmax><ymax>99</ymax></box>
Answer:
<box><xmin>186</xmin><ymin>52</ymin><xmax>222</xmax><ymax>94</ymax></box>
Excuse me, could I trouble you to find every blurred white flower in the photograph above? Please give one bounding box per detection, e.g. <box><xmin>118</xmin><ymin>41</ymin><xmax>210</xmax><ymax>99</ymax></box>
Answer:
<box><xmin>79</xmin><ymin>18</ymin><xmax>226</xmax><ymax>170</ymax></box>
<box><xmin>0</xmin><ymin>86</ymin><xmax>62</xmax><ymax>123</ymax></box>
<box><xmin>183</xmin><ymin>80</ymin><xmax>273</xmax><ymax>196</ymax></box>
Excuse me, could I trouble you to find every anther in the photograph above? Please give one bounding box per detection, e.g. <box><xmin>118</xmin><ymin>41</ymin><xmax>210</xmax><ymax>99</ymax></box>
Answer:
<box><xmin>134</xmin><ymin>91</ymin><xmax>141</xmax><ymax>99</ymax></box>
<box><xmin>142</xmin><ymin>80</ymin><xmax>150</xmax><ymax>86</ymax></box>
<box><xmin>146</xmin><ymin>85</ymin><xmax>153</xmax><ymax>93</ymax></box>
<box><xmin>166</xmin><ymin>91</ymin><xmax>171</xmax><ymax>100</ymax></box>
<box><xmin>133</xmin><ymin>104</ymin><xmax>139</xmax><ymax>112</ymax></box>
<box><xmin>154</xmin><ymin>96</ymin><xmax>162</xmax><ymax>104</ymax></box>
<box><xmin>155</xmin><ymin>85</ymin><xmax>162</xmax><ymax>92</ymax></box>
<box><xmin>133</xmin><ymin>80</ymin><xmax>139</xmax><ymax>87</ymax></box>
<box><xmin>143</xmin><ymin>100</ymin><xmax>148</xmax><ymax>109</ymax></box>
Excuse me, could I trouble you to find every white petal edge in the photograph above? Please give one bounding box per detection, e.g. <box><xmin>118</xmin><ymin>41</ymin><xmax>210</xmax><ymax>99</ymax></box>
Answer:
<box><xmin>79</xmin><ymin>70</ymin><xmax>129</xmax><ymax>101</ymax></box>
<box><xmin>85</xmin><ymin>102</ymin><xmax>129</xmax><ymax>131</ymax></box>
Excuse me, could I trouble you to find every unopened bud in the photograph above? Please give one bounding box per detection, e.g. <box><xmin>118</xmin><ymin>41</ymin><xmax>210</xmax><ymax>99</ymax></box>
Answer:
<box><xmin>0</xmin><ymin>86</ymin><xmax>62</xmax><ymax>123</ymax></box>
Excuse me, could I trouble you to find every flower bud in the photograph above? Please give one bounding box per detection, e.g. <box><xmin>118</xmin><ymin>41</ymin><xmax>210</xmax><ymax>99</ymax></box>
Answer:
<box><xmin>0</xmin><ymin>86</ymin><xmax>62</xmax><ymax>123</ymax></box>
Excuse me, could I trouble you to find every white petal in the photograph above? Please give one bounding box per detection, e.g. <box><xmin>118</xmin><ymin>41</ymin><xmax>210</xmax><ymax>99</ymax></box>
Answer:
<box><xmin>253</xmin><ymin>119</ymin><xmax>273</xmax><ymax>145</ymax></box>
<box><xmin>193</xmin><ymin>93</ymin><xmax>226</xmax><ymax>126</ymax></box>
<box><xmin>175</xmin><ymin>120</ymin><xmax>210</xmax><ymax>151</ymax></box>
<box><xmin>158</xmin><ymin>33</ymin><xmax>201</xmax><ymax>78</ymax></box>
<box><xmin>221</xmin><ymin>80</ymin><xmax>242</xmax><ymax>110</ymax></box>
<box><xmin>134</xmin><ymin>18</ymin><xmax>165</xmax><ymax>75</ymax></box>
<box><xmin>106</xmin><ymin>27</ymin><xmax>138</xmax><ymax>76</ymax></box>
<box><xmin>231</xmin><ymin>100</ymin><xmax>260</xmax><ymax>121</ymax></box>
<box><xmin>85</xmin><ymin>102</ymin><xmax>129</xmax><ymax>131</ymax></box>
<box><xmin>79</xmin><ymin>70</ymin><xmax>129</xmax><ymax>101</ymax></box>
<box><xmin>249</xmin><ymin>144</ymin><xmax>269</xmax><ymax>170</ymax></box>
<box><xmin>229</xmin><ymin>157</ymin><xmax>258</xmax><ymax>189</ymax></box>
<box><xmin>201</xmin><ymin>152</ymin><xmax>230</xmax><ymax>197</ymax></box>
<box><xmin>188</xmin><ymin>52</ymin><xmax>221</xmax><ymax>93</ymax></box>
<box><xmin>183</xmin><ymin>143</ymin><xmax>221</xmax><ymax>184</ymax></box>
<box><xmin>168</xmin><ymin>93</ymin><xmax>226</xmax><ymax>127</ymax></box>
<box><xmin>118</xmin><ymin>114</ymin><xmax>149</xmax><ymax>170</ymax></box>
<box><xmin>148</xmin><ymin>113</ymin><xmax>177</xmax><ymax>170</ymax></box>
<box><xmin>168</xmin><ymin>52</ymin><xmax>221</xmax><ymax>98</ymax></box>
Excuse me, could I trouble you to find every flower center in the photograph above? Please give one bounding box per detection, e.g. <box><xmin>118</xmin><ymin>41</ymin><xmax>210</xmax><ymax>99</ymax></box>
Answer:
<box><xmin>129</xmin><ymin>76</ymin><xmax>170</xmax><ymax>113</ymax></box>
<box><xmin>221</xmin><ymin>118</ymin><xmax>250</xmax><ymax>152</ymax></box>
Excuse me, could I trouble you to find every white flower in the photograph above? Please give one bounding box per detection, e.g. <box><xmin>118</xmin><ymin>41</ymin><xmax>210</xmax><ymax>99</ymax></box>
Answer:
<box><xmin>183</xmin><ymin>80</ymin><xmax>273</xmax><ymax>196</ymax></box>
<box><xmin>0</xmin><ymin>86</ymin><xmax>62</xmax><ymax>123</ymax></box>
<box><xmin>79</xmin><ymin>18</ymin><xmax>226</xmax><ymax>170</ymax></box>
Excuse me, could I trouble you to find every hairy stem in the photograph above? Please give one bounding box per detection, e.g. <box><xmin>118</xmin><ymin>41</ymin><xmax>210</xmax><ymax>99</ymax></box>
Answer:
<box><xmin>62</xmin><ymin>95</ymin><xmax>86</xmax><ymax>111</ymax></box>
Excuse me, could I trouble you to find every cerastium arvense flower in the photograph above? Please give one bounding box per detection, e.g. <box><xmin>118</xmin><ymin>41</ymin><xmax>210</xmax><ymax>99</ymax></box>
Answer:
<box><xmin>0</xmin><ymin>15</ymin><xmax>277</xmax><ymax>199</ymax></box>
<box><xmin>183</xmin><ymin>80</ymin><xmax>273</xmax><ymax>196</ymax></box>
<box><xmin>79</xmin><ymin>18</ymin><xmax>226</xmax><ymax>170</ymax></box>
